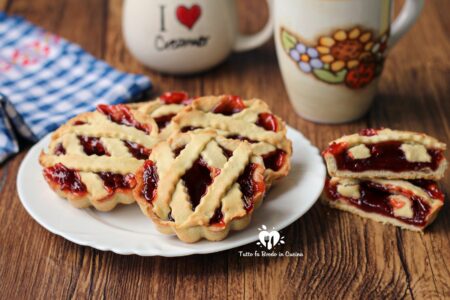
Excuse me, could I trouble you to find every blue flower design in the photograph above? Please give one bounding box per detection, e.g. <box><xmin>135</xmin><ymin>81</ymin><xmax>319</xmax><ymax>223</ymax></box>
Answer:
<box><xmin>289</xmin><ymin>43</ymin><xmax>324</xmax><ymax>73</ymax></box>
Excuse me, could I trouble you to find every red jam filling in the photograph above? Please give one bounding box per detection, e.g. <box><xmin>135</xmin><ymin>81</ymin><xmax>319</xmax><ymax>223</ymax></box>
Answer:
<box><xmin>182</xmin><ymin>158</ymin><xmax>216</xmax><ymax>209</ymax></box>
<box><xmin>256</xmin><ymin>113</ymin><xmax>278</xmax><ymax>132</ymax></box>
<box><xmin>219</xmin><ymin>145</ymin><xmax>233</xmax><ymax>159</ymax></box>
<box><xmin>160</xmin><ymin>91</ymin><xmax>191</xmax><ymax>105</ymax></box>
<box><xmin>168</xmin><ymin>211</ymin><xmax>175</xmax><ymax>222</ymax></box>
<box><xmin>410</xmin><ymin>180</ymin><xmax>444</xmax><ymax>201</ymax></box>
<box><xmin>73</xmin><ymin>120</ymin><xmax>86</xmax><ymax>126</ymax></box>
<box><xmin>154</xmin><ymin>113</ymin><xmax>176</xmax><ymax>130</ymax></box>
<box><xmin>54</xmin><ymin>143</ymin><xmax>66</xmax><ymax>155</ymax></box>
<box><xmin>323</xmin><ymin>142</ymin><xmax>348</xmax><ymax>157</ymax></box>
<box><xmin>78</xmin><ymin>136</ymin><xmax>110</xmax><ymax>156</ymax></box>
<box><xmin>43</xmin><ymin>163</ymin><xmax>87</xmax><ymax>195</ymax></box>
<box><xmin>227</xmin><ymin>135</ymin><xmax>257</xmax><ymax>144</ymax></box>
<box><xmin>359</xmin><ymin>128</ymin><xmax>381</xmax><ymax>136</ymax></box>
<box><xmin>97</xmin><ymin>172</ymin><xmax>136</xmax><ymax>193</ymax></box>
<box><xmin>209</xmin><ymin>207</ymin><xmax>225</xmax><ymax>226</ymax></box>
<box><xmin>263</xmin><ymin>149</ymin><xmax>287</xmax><ymax>171</ymax></box>
<box><xmin>123</xmin><ymin>140</ymin><xmax>151</xmax><ymax>160</ymax></box>
<box><xmin>327</xmin><ymin>141</ymin><xmax>443</xmax><ymax>172</ymax></box>
<box><xmin>173</xmin><ymin>145</ymin><xmax>186</xmax><ymax>157</ymax></box>
<box><xmin>141</xmin><ymin>160</ymin><xmax>159</xmax><ymax>203</ymax></box>
<box><xmin>325</xmin><ymin>178</ymin><xmax>433</xmax><ymax>226</ymax></box>
<box><xmin>212</xmin><ymin>95</ymin><xmax>246</xmax><ymax>116</ymax></box>
<box><xmin>181</xmin><ymin>126</ymin><xmax>202</xmax><ymax>133</ymax></box>
<box><xmin>210</xmin><ymin>163</ymin><xmax>264</xmax><ymax>225</ymax></box>
<box><xmin>237</xmin><ymin>163</ymin><xmax>265</xmax><ymax>212</ymax></box>
<box><xmin>97</xmin><ymin>104</ymin><xmax>151</xmax><ymax>134</ymax></box>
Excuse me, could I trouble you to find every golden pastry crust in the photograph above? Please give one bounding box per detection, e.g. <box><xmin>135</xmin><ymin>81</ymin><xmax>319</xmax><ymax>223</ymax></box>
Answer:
<box><xmin>134</xmin><ymin>131</ymin><xmax>267</xmax><ymax>243</ymax></box>
<box><xmin>39</xmin><ymin>105</ymin><xmax>159</xmax><ymax>211</ymax></box>
<box><xmin>127</xmin><ymin>92</ymin><xmax>192</xmax><ymax>139</ymax></box>
<box><xmin>324</xmin><ymin>162</ymin><xmax>448</xmax><ymax>180</ymax></box>
<box><xmin>171</xmin><ymin>95</ymin><xmax>292</xmax><ymax>186</ymax></box>
<box><xmin>334</xmin><ymin>128</ymin><xmax>446</xmax><ymax>149</ymax></box>
<box><xmin>43</xmin><ymin>181</ymin><xmax>136</xmax><ymax>212</ymax></box>
<box><xmin>322</xmin><ymin>199</ymin><xmax>431</xmax><ymax>232</ymax></box>
<box><xmin>322</xmin><ymin>177</ymin><xmax>444</xmax><ymax>231</ymax></box>
<box><xmin>323</xmin><ymin>128</ymin><xmax>448</xmax><ymax>180</ymax></box>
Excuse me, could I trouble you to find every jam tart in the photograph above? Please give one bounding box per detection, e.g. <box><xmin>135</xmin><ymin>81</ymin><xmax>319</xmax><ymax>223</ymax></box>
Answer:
<box><xmin>134</xmin><ymin>131</ymin><xmax>266</xmax><ymax>243</ymax></box>
<box><xmin>323</xmin><ymin>177</ymin><xmax>444</xmax><ymax>231</ymax></box>
<box><xmin>128</xmin><ymin>91</ymin><xmax>192</xmax><ymax>139</ymax></box>
<box><xmin>39</xmin><ymin>104</ymin><xmax>159</xmax><ymax>211</ymax></box>
<box><xmin>171</xmin><ymin>95</ymin><xmax>292</xmax><ymax>185</ymax></box>
<box><xmin>323</xmin><ymin>128</ymin><xmax>447</xmax><ymax>180</ymax></box>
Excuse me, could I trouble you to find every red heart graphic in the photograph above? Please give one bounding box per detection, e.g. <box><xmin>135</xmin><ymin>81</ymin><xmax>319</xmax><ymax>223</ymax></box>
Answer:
<box><xmin>176</xmin><ymin>5</ymin><xmax>202</xmax><ymax>30</ymax></box>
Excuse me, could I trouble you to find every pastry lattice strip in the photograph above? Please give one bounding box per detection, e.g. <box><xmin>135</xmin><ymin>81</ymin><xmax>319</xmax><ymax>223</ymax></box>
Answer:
<box><xmin>151</xmin><ymin>133</ymin><xmax>259</xmax><ymax>228</ymax></box>
<box><xmin>172</xmin><ymin>96</ymin><xmax>292</xmax><ymax>184</ymax></box>
<box><xmin>174</xmin><ymin>97</ymin><xmax>288</xmax><ymax>148</ymax></box>
<box><xmin>40</xmin><ymin>109</ymin><xmax>159</xmax><ymax>201</ymax></box>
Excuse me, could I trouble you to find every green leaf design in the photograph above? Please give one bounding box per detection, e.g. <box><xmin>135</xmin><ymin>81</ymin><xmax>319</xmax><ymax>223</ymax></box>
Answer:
<box><xmin>313</xmin><ymin>68</ymin><xmax>347</xmax><ymax>84</ymax></box>
<box><xmin>281</xmin><ymin>30</ymin><xmax>297</xmax><ymax>52</ymax></box>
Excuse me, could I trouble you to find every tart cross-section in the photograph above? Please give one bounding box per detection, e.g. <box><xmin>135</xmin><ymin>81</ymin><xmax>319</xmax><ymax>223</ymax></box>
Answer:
<box><xmin>323</xmin><ymin>128</ymin><xmax>447</xmax><ymax>180</ymax></box>
<box><xmin>133</xmin><ymin>131</ymin><xmax>266</xmax><ymax>243</ymax></box>
<box><xmin>322</xmin><ymin>177</ymin><xmax>445</xmax><ymax>231</ymax></box>
<box><xmin>171</xmin><ymin>95</ymin><xmax>292</xmax><ymax>185</ymax></box>
<box><xmin>39</xmin><ymin>104</ymin><xmax>159</xmax><ymax>211</ymax></box>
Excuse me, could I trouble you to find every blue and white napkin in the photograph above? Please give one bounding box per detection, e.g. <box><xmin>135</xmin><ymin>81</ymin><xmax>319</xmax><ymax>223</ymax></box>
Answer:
<box><xmin>0</xmin><ymin>12</ymin><xmax>152</xmax><ymax>162</ymax></box>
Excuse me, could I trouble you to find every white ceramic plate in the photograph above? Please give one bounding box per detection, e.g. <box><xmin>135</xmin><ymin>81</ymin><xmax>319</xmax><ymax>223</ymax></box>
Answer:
<box><xmin>17</xmin><ymin>126</ymin><xmax>325</xmax><ymax>257</ymax></box>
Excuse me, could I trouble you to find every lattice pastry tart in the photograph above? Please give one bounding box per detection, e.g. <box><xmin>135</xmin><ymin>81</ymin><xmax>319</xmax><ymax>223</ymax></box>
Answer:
<box><xmin>323</xmin><ymin>128</ymin><xmax>447</xmax><ymax>180</ymax></box>
<box><xmin>133</xmin><ymin>131</ymin><xmax>266</xmax><ymax>243</ymax></box>
<box><xmin>172</xmin><ymin>95</ymin><xmax>292</xmax><ymax>185</ymax></box>
<box><xmin>128</xmin><ymin>91</ymin><xmax>192</xmax><ymax>139</ymax></box>
<box><xmin>323</xmin><ymin>177</ymin><xmax>444</xmax><ymax>231</ymax></box>
<box><xmin>39</xmin><ymin>104</ymin><xmax>159</xmax><ymax>211</ymax></box>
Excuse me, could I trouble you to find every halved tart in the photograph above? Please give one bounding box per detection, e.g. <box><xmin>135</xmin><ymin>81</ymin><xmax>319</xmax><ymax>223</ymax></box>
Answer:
<box><xmin>133</xmin><ymin>131</ymin><xmax>266</xmax><ymax>243</ymax></box>
<box><xmin>39</xmin><ymin>104</ymin><xmax>159</xmax><ymax>211</ymax></box>
<box><xmin>323</xmin><ymin>128</ymin><xmax>447</xmax><ymax>180</ymax></box>
<box><xmin>323</xmin><ymin>177</ymin><xmax>444</xmax><ymax>231</ymax></box>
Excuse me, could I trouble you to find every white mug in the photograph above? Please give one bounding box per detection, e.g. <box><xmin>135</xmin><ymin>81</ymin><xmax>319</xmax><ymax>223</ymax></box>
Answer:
<box><xmin>274</xmin><ymin>0</ymin><xmax>424</xmax><ymax>123</ymax></box>
<box><xmin>123</xmin><ymin>0</ymin><xmax>274</xmax><ymax>74</ymax></box>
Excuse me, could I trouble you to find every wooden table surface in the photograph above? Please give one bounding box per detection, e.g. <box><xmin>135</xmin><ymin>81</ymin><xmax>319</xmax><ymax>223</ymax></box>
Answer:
<box><xmin>1</xmin><ymin>0</ymin><xmax>449</xmax><ymax>299</ymax></box>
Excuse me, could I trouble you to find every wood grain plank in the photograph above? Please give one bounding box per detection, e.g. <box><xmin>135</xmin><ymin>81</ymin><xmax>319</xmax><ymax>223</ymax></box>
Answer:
<box><xmin>0</xmin><ymin>0</ymin><xmax>449</xmax><ymax>299</ymax></box>
<box><xmin>0</xmin><ymin>0</ymin><xmax>107</xmax><ymax>299</ymax></box>
<box><xmin>4</xmin><ymin>0</ymin><xmax>65</xmax><ymax>32</ymax></box>
<box><xmin>56</xmin><ymin>0</ymin><xmax>108</xmax><ymax>58</ymax></box>
<box><xmin>369</xmin><ymin>0</ymin><xmax>450</xmax><ymax>298</ymax></box>
<box><xmin>0</xmin><ymin>0</ymin><xmax>11</xmax><ymax>10</ymax></box>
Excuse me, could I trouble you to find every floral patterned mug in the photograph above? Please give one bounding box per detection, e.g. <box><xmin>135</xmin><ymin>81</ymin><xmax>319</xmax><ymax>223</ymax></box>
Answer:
<box><xmin>274</xmin><ymin>0</ymin><xmax>424</xmax><ymax>123</ymax></box>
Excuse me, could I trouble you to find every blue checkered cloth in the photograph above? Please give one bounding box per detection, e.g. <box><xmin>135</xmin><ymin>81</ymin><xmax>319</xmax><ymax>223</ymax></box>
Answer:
<box><xmin>0</xmin><ymin>12</ymin><xmax>152</xmax><ymax>162</ymax></box>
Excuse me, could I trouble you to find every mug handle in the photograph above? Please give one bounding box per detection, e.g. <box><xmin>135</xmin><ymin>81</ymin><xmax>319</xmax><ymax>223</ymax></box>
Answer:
<box><xmin>233</xmin><ymin>0</ymin><xmax>274</xmax><ymax>52</ymax></box>
<box><xmin>389</xmin><ymin>0</ymin><xmax>425</xmax><ymax>47</ymax></box>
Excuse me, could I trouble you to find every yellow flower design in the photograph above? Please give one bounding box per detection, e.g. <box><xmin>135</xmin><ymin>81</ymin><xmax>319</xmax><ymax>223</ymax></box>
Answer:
<box><xmin>318</xmin><ymin>28</ymin><xmax>374</xmax><ymax>72</ymax></box>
